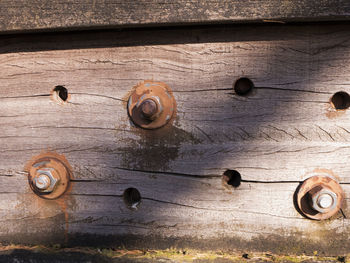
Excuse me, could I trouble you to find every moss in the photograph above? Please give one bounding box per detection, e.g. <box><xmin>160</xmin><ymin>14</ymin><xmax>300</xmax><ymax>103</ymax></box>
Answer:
<box><xmin>276</xmin><ymin>255</ymin><xmax>303</xmax><ymax>263</ymax></box>
<box><xmin>0</xmin><ymin>245</ymin><xmax>343</xmax><ymax>262</ymax></box>
<box><xmin>274</xmin><ymin>255</ymin><xmax>339</xmax><ymax>263</ymax></box>
<box><xmin>100</xmin><ymin>248</ymin><xmax>117</xmax><ymax>258</ymax></box>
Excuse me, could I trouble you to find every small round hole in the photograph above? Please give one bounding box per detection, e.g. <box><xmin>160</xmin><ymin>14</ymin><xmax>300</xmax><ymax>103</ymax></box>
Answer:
<box><xmin>52</xmin><ymin>85</ymin><xmax>68</xmax><ymax>102</ymax></box>
<box><xmin>222</xmin><ymin>170</ymin><xmax>241</xmax><ymax>188</ymax></box>
<box><xmin>123</xmin><ymin>188</ymin><xmax>141</xmax><ymax>209</ymax></box>
<box><xmin>234</xmin><ymin>78</ymin><xmax>254</xmax><ymax>96</ymax></box>
<box><xmin>330</xmin><ymin>91</ymin><xmax>350</xmax><ymax>110</ymax></box>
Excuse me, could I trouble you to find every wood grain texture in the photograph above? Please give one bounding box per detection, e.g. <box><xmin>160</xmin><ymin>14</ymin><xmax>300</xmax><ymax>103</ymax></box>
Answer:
<box><xmin>0</xmin><ymin>23</ymin><xmax>350</xmax><ymax>253</ymax></box>
<box><xmin>0</xmin><ymin>0</ymin><xmax>350</xmax><ymax>34</ymax></box>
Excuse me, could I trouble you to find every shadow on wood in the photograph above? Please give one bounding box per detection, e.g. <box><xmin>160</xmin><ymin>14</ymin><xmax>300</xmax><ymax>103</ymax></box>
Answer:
<box><xmin>0</xmin><ymin>22</ymin><xmax>349</xmax><ymax>255</ymax></box>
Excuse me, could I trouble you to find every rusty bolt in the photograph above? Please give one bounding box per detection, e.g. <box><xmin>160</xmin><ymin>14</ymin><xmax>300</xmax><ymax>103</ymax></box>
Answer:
<box><xmin>127</xmin><ymin>81</ymin><xmax>176</xmax><ymax>129</ymax></box>
<box><xmin>33</xmin><ymin>168</ymin><xmax>59</xmax><ymax>193</ymax></box>
<box><xmin>310</xmin><ymin>187</ymin><xmax>337</xmax><ymax>213</ymax></box>
<box><xmin>139</xmin><ymin>98</ymin><xmax>160</xmax><ymax>120</ymax></box>
<box><xmin>33</xmin><ymin>174</ymin><xmax>50</xmax><ymax>190</ymax></box>
<box><xmin>26</xmin><ymin>152</ymin><xmax>72</xmax><ymax>199</ymax></box>
<box><xmin>296</xmin><ymin>173</ymin><xmax>344</xmax><ymax>220</ymax></box>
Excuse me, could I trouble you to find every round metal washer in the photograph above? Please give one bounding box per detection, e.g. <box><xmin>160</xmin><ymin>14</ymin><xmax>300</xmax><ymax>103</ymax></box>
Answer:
<box><xmin>127</xmin><ymin>80</ymin><xmax>176</xmax><ymax>129</ymax></box>
<box><xmin>26</xmin><ymin>152</ymin><xmax>72</xmax><ymax>200</ymax></box>
<box><xmin>296</xmin><ymin>175</ymin><xmax>344</xmax><ymax>220</ymax></box>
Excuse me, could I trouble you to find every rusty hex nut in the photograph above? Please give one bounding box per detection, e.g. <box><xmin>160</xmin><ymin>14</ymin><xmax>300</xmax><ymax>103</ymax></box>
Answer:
<box><xmin>296</xmin><ymin>173</ymin><xmax>344</xmax><ymax>220</ymax></box>
<box><xmin>26</xmin><ymin>152</ymin><xmax>72</xmax><ymax>200</ymax></box>
<box><xmin>127</xmin><ymin>80</ymin><xmax>176</xmax><ymax>129</ymax></box>
<box><xmin>139</xmin><ymin>98</ymin><xmax>162</xmax><ymax>120</ymax></box>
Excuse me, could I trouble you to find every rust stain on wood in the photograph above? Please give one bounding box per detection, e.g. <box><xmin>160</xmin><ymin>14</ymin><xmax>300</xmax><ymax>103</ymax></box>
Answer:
<box><xmin>24</xmin><ymin>151</ymin><xmax>74</xmax><ymax>243</ymax></box>
<box><xmin>117</xmin><ymin>121</ymin><xmax>201</xmax><ymax>171</ymax></box>
<box><xmin>325</xmin><ymin>107</ymin><xmax>346</xmax><ymax>119</ymax></box>
<box><xmin>0</xmin><ymin>23</ymin><xmax>349</xmax><ymax>253</ymax></box>
<box><xmin>55</xmin><ymin>198</ymin><xmax>70</xmax><ymax>244</ymax></box>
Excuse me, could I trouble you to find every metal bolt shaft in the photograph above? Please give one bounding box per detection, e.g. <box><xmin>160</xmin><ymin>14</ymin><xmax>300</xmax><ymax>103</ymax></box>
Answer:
<box><xmin>140</xmin><ymin>99</ymin><xmax>158</xmax><ymax>119</ymax></box>
<box><xmin>317</xmin><ymin>193</ymin><xmax>334</xmax><ymax>209</ymax></box>
<box><xmin>311</xmin><ymin>188</ymin><xmax>337</xmax><ymax>213</ymax></box>
<box><xmin>34</xmin><ymin>174</ymin><xmax>51</xmax><ymax>190</ymax></box>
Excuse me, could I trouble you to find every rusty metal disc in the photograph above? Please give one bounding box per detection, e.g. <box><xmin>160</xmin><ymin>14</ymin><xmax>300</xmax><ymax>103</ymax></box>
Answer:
<box><xmin>127</xmin><ymin>80</ymin><xmax>176</xmax><ymax>129</ymax></box>
<box><xmin>296</xmin><ymin>175</ymin><xmax>344</xmax><ymax>220</ymax></box>
<box><xmin>25</xmin><ymin>152</ymin><xmax>72</xmax><ymax>200</ymax></box>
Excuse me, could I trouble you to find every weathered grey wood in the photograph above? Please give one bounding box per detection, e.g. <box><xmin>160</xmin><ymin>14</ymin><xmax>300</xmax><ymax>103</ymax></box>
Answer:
<box><xmin>0</xmin><ymin>0</ymin><xmax>350</xmax><ymax>34</ymax></box>
<box><xmin>0</xmin><ymin>23</ymin><xmax>350</xmax><ymax>253</ymax></box>
<box><xmin>1</xmin><ymin>174</ymin><xmax>350</xmax><ymax>253</ymax></box>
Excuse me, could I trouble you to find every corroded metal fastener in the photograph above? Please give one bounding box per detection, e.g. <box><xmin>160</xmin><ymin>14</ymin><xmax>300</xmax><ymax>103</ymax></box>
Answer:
<box><xmin>127</xmin><ymin>80</ymin><xmax>176</xmax><ymax>129</ymax></box>
<box><xmin>296</xmin><ymin>173</ymin><xmax>344</xmax><ymax>220</ymax></box>
<box><xmin>140</xmin><ymin>98</ymin><xmax>159</xmax><ymax>120</ymax></box>
<box><xmin>33</xmin><ymin>171</ymin><xmax>58</xmax><ymax>192</ymax></box>
<box><xmin>310</xmin><ymin>187</ymin><xmax>337</xmax><ymax>213</ymax></box>
<box><xmin>25</xmin><ymin>152</ymin><xmax>72</xmax><ymax>199</ymax></box>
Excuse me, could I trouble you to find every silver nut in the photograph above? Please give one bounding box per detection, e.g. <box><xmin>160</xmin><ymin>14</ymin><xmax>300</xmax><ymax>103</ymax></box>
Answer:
<box><xmin>311</xmin><ymin>189</ymin><xmax>337</xmax><ymax>213</ymax></box>
<box><xmin>33</xmin><ymin>174</ymin><xmax>51</xmax><ymax>190</ymax></box>
<box><xmin>33</xmin><ymin>169</ymin><xmax>59</xmax><ymax>193</ymax></box>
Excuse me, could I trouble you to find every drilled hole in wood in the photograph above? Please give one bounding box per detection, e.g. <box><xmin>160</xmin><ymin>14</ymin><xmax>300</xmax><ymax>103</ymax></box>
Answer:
<box><xmin>234</xmin><ymin>78</ymin><xmax>254</xmax><ymax>96</ymax></box>
<box><xmin>52</xmin><ymin>85</ymin><xmax>68</xmax><ymax>102</ymax></box>
<box><xmin>123</xmin><ymin>188</ymin><xmax>141</xmax><ymax>209</ymax></box>
<box><xmin>222</xmin><ymin>170</ymin><xmax>241</xmax><ymax>188</ymax></box>
<box><xmin>331</xmin><ymin>91</ymin><xmax>350</xmax><ymax>110</ymax></box>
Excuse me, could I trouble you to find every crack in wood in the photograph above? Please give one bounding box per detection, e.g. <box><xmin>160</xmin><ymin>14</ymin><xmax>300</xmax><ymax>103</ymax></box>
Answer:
<box><xmin>256</xmin><ymin>87</ymin><xmax>332</xmax><ymax>94</ymax></box>
<box><xmin>111</xmin><ymin>166</ymin><xmax>217</xmax><ymax>179</ymax></box>
<box><xmin>70</xmin><ymin>92</ymin><xmax>126</xmax><ymax>102</ymax></box>
<box><xmin>0</xmin><ymin>94</ymin><xmax>50</xmax><ymax>100</ymax></box>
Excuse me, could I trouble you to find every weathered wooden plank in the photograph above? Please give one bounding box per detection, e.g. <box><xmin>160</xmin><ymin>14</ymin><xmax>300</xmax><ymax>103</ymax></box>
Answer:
<box><xmin>0</xmin><ymin>24</ymin><xmax>350</xmax><ymax>181</ymax></box>
<box><xmin>0</xmin><ymin>23</ymin><xmax>350</xmax><ymax>253</ymax></box>
<box><xmin>1</xmin><ymin>174</ymin><xmax>350</xmax><ymax>253</ymax></box>
<box><xmin>0</xmin><ymin>0</ymin><xmax>350</xmax><ymax>34</ymax></box>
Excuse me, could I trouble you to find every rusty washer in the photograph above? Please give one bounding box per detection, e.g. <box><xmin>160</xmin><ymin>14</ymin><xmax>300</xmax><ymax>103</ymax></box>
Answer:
<box><xmin>127</xmin><ymin>80</ymin><xmax>176</xmax><ymax>129</ymax></box>
<box><xmin>26</xmin><ymin>152</ymin><xmax>72</xmax><ymax>199</ymax></box>
<box><xmin>296</xmin><ymin>174</ymin><xmax>344</xmax><ymax>220</ymax></box>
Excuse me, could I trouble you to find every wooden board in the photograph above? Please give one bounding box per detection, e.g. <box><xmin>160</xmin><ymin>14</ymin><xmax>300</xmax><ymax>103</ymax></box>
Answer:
<box><xmin>0</xmin><ymin>0</ymin><xmax>350</xmax><ymax>34</ymax></box>
<box><xmin>0</xmin><ymin>23</ymin><xmax>350</xmax><ymax>254</ymax></box>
